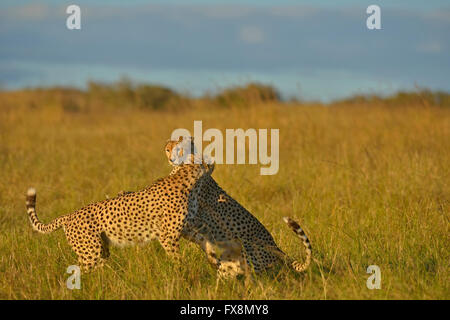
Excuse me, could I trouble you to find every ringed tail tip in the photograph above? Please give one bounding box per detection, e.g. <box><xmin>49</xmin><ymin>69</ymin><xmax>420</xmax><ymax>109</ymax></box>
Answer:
<box><xmin>27</xmin><ymin>188</ymin><xmax>36</xmax><ymax>197</ymax></box>
<box><xmin>283</xmin><ymin>216</ymin><xmax>302</xmax><ymax>230</ymax></box>
<box><xmin>282</xmin><ymin>216</ymin><xmax>312</xmax><ymax>273</ymax></box>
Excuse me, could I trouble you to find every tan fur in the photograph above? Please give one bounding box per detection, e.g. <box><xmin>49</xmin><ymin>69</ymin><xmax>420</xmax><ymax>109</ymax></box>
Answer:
<box><xmin>164</xmin><ymin>137</ymin><xmax>312</xmax><ymax>277</ymax></box>
<box><xmin>26</xmin><ymin>162</ymin><xmax>214</xmax><ymax>273</ymax></box>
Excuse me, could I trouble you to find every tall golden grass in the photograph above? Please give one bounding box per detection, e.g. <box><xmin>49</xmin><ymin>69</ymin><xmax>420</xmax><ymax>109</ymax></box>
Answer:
<box><xmin>0</xmin><ymin>85</ymin><xmax>448</xmax><ymax>299</ymax></box>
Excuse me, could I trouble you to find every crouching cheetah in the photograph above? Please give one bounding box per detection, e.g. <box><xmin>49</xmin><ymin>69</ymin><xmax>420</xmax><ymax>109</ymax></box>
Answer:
<box><xmin>164</xmin><ymin>137</ymin><xmax>312</xmax><ymax>278</ymax></box>
<box><xmin>26</xmin><ymin>161</ymin><xmax>214</xmax><ymax>273</ymax></box>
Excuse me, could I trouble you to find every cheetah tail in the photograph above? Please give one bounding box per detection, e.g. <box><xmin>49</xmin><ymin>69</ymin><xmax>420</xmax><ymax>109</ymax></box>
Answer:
<box><xmin>26</xmin><ymin>188</ymin><xmax>68</xmax><ymax>234</ymax></box>
<box><xmin>282</xmin><ymin>217</ymin><xmax>312</xmax><ymax>272</ymax></box>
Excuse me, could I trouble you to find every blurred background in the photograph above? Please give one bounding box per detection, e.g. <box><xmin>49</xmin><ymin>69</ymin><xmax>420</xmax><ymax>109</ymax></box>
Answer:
<box><xmin>1</xmin><ymin>0</ymin><xmax>449</xmax><ymax>102</ymax></box>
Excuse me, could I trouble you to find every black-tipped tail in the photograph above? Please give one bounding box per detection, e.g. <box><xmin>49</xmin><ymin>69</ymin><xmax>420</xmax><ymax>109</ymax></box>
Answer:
<box><xmin>26</xmin><ymin>188</ymin><xmax>67</xmax><ymax>234</ymax></box>
<box><xmin>283</xmin><ymin>217</ymin><xmax>312</xmax><ymax>272</ymax></box>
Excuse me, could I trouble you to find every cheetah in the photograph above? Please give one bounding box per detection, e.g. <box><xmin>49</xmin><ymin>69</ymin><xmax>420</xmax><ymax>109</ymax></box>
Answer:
<box><xmin>164</xmin><ymin>137</ymin><xmax>312</xmax><ymax>278</ymax></box>
<box><xmin>26</xmin><ymin>161</ymin><xmax>214</xmax><ymax>273</ymax></box>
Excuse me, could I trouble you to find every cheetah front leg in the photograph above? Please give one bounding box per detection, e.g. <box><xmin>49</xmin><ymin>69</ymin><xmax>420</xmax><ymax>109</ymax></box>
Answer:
<box><xmin>158</xmin><ymin>233</ymin><xmax>182</xmax><ymax>263</ymax></box>
<box><xmin>181</xmin><ymin>222</ymin><xmax>221</xmax><ymax>268</ymax></box>
<box><xmin>216</xmin><ymin>240</ymin><xmax>248</xmax><ymax>278</ymax></box>
<box><xmin>158</xmin><ymin>210</ymin><xmax>185</xmax><ymax>263</ymax></box>
<box><xmin>188</xmin><ymin>231</ymin><xmax>221</xmax><ymax>268</ymax></box>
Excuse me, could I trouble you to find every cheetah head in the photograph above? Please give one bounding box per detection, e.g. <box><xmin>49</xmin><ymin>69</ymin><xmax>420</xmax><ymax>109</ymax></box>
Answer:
<box><xmin>165</xmin><ymin>136</ymin><xmax>196</xmax><ymax>166</ymax></box>
<box><xmin>165</xmin><ymin>136</ymin><xmax>215</xmax><ymax>167</ymax></box>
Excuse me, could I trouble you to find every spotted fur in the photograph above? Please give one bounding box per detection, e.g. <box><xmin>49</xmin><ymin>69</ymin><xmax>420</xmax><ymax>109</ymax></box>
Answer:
<box><xmin>164</xmin><ymin>137</ymin><xmax>312</xmax><ymax>277</ymax></box>
<box><xmin>26</xmin><ymin>162</ymin><xmax>214</xmax><ymax>273</ymax></box>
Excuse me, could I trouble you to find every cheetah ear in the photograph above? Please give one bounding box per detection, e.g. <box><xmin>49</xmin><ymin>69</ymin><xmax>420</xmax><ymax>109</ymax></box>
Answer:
<box><xmin>177</xmin><ymin>136</ymin><xmax>195</xmax><ymax>144</ymax></box>
<box><xmin>183</xmin><ymin>136</ymin><xmax>194</xmax><ymax>142</ymax></box>
<box><xmin>185</xmin><ymin>136</ymin><xmax>194</xmax><ymax>146</ymax></box>
<box><xmin>165</xmin><ymin>136</ymin><xmax>185</xmax><ymax>144</ymax></box>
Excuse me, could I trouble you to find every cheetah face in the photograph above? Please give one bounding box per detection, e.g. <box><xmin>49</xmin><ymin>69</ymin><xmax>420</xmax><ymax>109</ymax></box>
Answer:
<box><xmin>165</xmin><ymin>136</ymin><xmax>196</xmax><ymax>165</ymax></box>
<box><xmin>165</xmin><ymin>136</ymin><xmax>214</xmax><ymax>166</ymax></box>
<box><xmin>165</xmin><ymin>141</ymin><xmax>179</xmax><ymax>166</ymax></box>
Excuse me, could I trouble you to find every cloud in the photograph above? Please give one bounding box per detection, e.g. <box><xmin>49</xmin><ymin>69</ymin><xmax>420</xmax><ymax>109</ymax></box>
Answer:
<box><xmin>269</xmin><ymin>6</ymin><xmax>319</xmax><ymax>18</ymax></box>
<box><xmin>423</xmin><ymin>9</ymin><xmax>450</xmax><ymax>23</ymax></box>
<box><xmin>2</xmin><ymin>3</ymin><xmax>52</xmax><ymax>21</ymax></box>
<box><xmin>417</xmin><ymin>41</ymin><xmax>443</xmax><ymax>54</ymax></box>
<box><xmin>1</xmin><ymin>3</ymin><xmax>449</xmax><ymax>98</ymax></box>
<box><xmin>239</xmin><ymin>25</ymin><xmax>264</xmax><ymax>44</ymax></box>
<box><xmin>194</xmin><ymin>5</ymin><xmax>254</xmax><ymax>19</ymax></box>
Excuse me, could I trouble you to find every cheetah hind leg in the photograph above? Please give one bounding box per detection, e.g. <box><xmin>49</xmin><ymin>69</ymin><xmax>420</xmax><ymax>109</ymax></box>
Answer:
<box><xmin>65</xmin><ymin>229</ymin><xmax>110</xmax><ymax>273</ymax></box>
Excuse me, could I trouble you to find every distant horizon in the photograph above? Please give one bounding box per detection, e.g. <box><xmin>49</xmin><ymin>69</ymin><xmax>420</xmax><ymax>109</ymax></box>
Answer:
<box><xmin>1</xmin><ymin>1</ymin><xmax>449</xmax><ymax>102</ymax></box>
<box><xmin>3</xmin><ymin>77</ymin><xmax>447</xmax><ymax>104</ymax></box>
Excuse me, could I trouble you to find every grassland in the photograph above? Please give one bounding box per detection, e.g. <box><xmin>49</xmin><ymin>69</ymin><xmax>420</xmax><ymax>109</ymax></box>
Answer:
<box><xmin>0</xmin><ymin>87</ymin><xmax>448</xmax><ymax>299</ymax></box>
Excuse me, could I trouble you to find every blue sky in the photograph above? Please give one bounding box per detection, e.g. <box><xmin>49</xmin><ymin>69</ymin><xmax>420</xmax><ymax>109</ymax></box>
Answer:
<box><xmin>2</xmin><ymin>1</ymin><xmax>450</xmax><ymax>9</ymax></box>
<box><xmin>1</xmin><ymin>1</ymin><xmax>449</xmax><ymax>101</ymax></box>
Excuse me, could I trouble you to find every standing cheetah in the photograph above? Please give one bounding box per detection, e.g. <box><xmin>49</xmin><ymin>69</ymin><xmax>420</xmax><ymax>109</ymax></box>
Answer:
<box><xmin>26</xmin><ymin>161</ymin><xmax>214</xmax><ymax>273</ymax></box>
<box><xmin>164</xmin><ymin>137</ymin><xmax>312</xmax><ymax>277</ymax></box>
